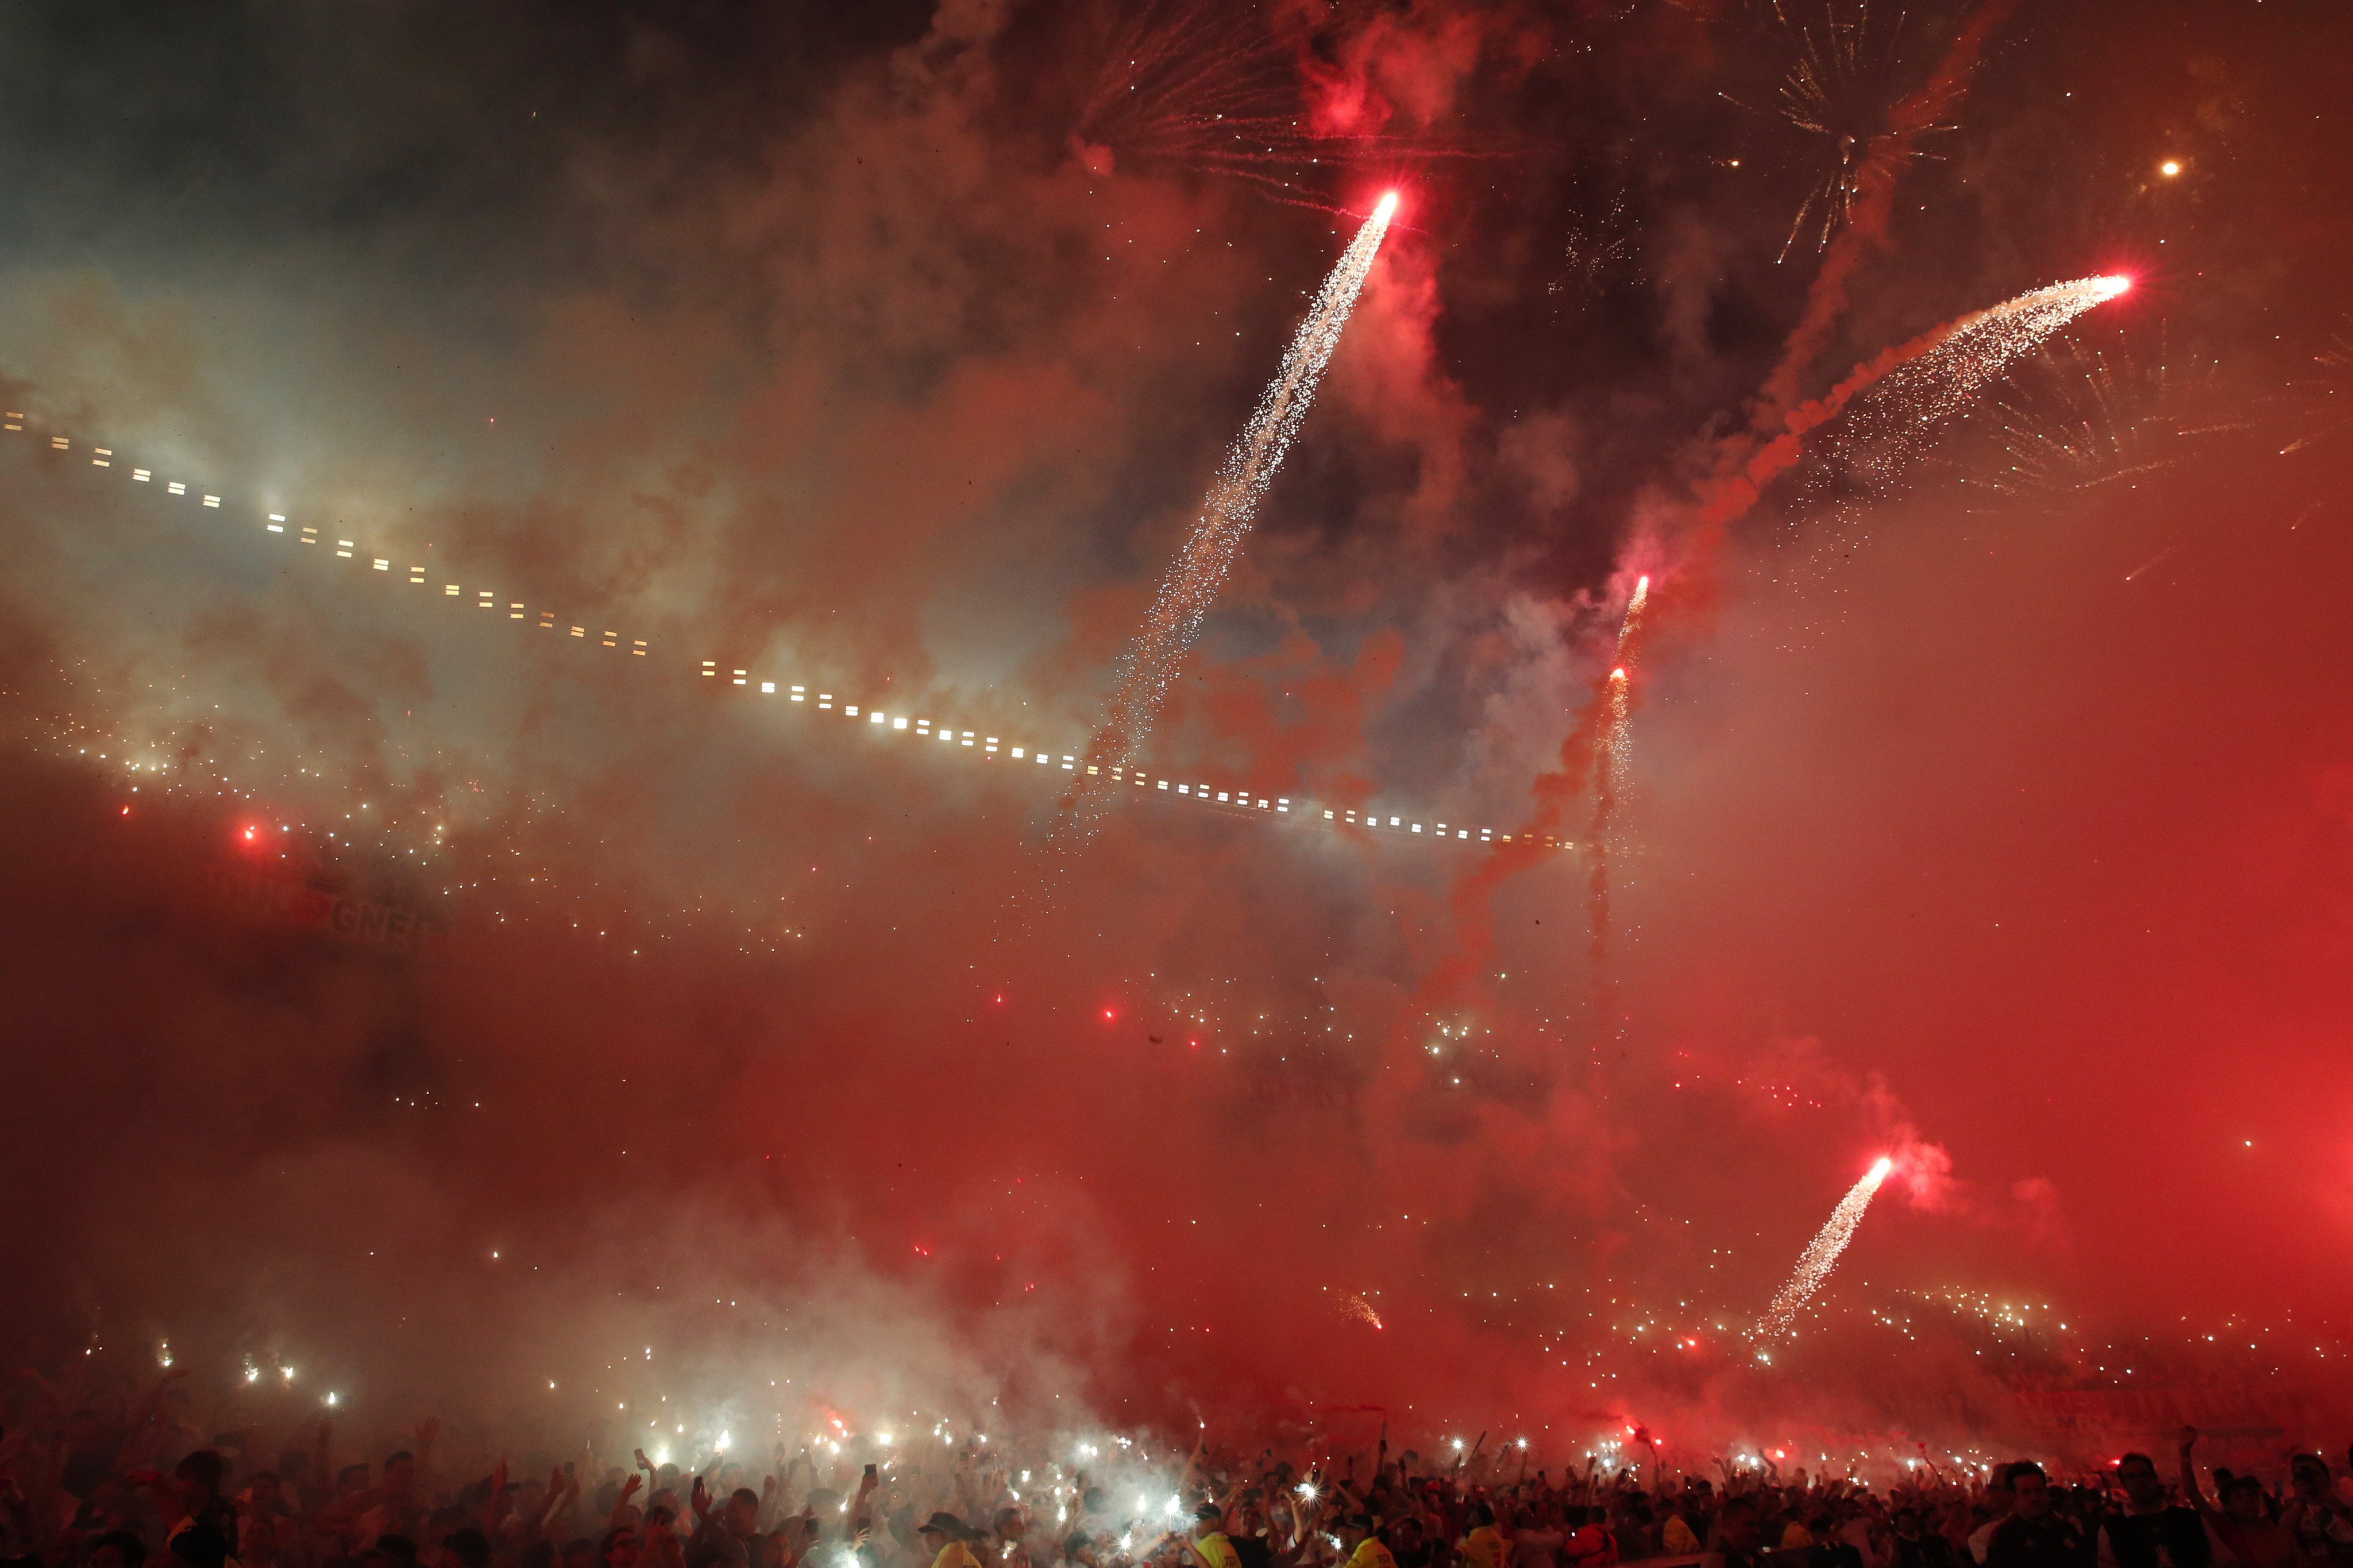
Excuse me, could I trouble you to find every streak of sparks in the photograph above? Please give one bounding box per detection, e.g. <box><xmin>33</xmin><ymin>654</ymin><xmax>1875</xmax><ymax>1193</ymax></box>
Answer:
<box><xmin>1055</xmin><ymin>196</ymin><xmax>1396</xmax><ymax>845</ymax></box>
<box><xmin>1758</xmin><ymin>1156</ymin><xmax>1894</xmax><ymax>1341</ymax></box>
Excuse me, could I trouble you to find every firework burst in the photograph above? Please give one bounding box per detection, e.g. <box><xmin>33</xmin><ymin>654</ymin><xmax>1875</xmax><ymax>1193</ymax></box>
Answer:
<box><xmin>1726</xmin><ymin>0</ymin><xmax>1954</xmax><ymax>262</ymax></box>
<box><xmin>1551</xmin><ymin>184</ymin><xmax>1644</xmax><ymax>306</ymax></box>
<box><xmin>1070</xmin><ymin>0</ymin><xmax>1501</xmax><ymax>211</ymax></box>
<box><xmin>1962</xmin><ymin>332</ymin><xmax>2229</xmax><ymax>508</ymax></box>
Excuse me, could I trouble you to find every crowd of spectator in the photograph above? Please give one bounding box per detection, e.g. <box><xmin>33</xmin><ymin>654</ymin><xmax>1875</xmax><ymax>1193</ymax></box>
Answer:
<box><xmin>6</xmin><ymin>1371</ymin><xmax>2351</xmax><ymax>1568</ymax></box>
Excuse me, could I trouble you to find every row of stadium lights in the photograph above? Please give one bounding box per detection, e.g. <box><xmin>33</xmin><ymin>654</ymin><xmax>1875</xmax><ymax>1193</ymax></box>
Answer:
<box><xmin>16</xmin><ymin>415</ymin><xmax>1585</xmax><ymax>855</ymax></box>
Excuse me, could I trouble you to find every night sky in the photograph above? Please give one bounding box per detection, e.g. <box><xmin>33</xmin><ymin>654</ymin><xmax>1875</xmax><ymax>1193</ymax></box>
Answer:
<box><xmin>1</xmin><ymin>0</ymin><xmax>2348</xmax><ymax>1461</ymax></box>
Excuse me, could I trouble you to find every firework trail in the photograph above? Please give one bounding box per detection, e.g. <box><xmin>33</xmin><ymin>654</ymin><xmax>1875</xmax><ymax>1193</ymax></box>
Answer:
<box><xmin>1600</xmin><ymin>576</ymin><xmax>1648</xmax><ymax>804</ymax></box>
<box><xmin>1050</xmin><ymin>194</ymin><xmax>1397</xmax><ymax>848</ymax></box>
<box><xmin>1580</xmin><ymin>577</ymin><xmax>1647</xmax><ymax>1079</ymax></box>
<box><xmin>1700</xmin><ymin>274</ymin><xmax>2134</xmax><ymax>532</ymax></box>
<box><xmin>1758</xmin><ymin>1156</ymin><xmax>1893</xmax><ymax>1341</ymax></box>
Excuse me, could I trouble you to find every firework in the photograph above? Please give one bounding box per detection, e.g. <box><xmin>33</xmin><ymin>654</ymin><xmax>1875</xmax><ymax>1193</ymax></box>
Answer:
<box><xmin>1338</xmin><ymin>1293</ymin><xmax>1384</xmax><ymax>1330</ymax></box>
<box><xmin>1601</xmin><ymin>576</ymin><xmax>1648</xmax><ymax>804</ymax></box>
<box><xmin>1053</xmin><ymin>194</ymin><xmax>1397</xmax><ymax>844</ymax></box>
<box><xmin>1552</xmin><ymin>185</ymin><xmax>1643</xmax><ymax>304</ymax></box>
<box><xmin>1964</xmin><ymin>334</ymin><xmax>2228</xmax><ymax>509</ymax></box>
<box><xmin>1758</xmin><ymin>1156</ymin><xmax>1893</xmax><ymax>1341</ymax></box>
<box><xmin>1749</xmin><ymin>0</ymin><xmax>2023</xmax><ymax>421</ymax></box>
<box><xmin>1836</xmin><ymin>276</ymin><xmax>2137</xmax><ymax>491</ymax></box>
<box><xmin>1727</xmin><ymin>0</ymin><xmax>1946</xmax><ymax>262</ymax></box>
<box><xmin>1704</xmin><ymin>275</ymin><xmax>2134</xmax><ymax>530</ymax></box>
<box><xmin>1072</xmin><ymin>5</ymin><xmax>1490</xmax><ymax>208</ymax></box>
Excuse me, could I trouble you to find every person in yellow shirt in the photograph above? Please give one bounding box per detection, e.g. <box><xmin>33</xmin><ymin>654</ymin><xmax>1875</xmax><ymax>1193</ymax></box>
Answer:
<box><xmin>1190</xmin><ymin>1505</ymin><xmax>1244</xmax><ymax>1568</ymax></box>
<box><xmin>919</xmin><ymin>1514</ymin><xmax>983</xmax><ymax>1568</ymax></box>
<box><xmin>1660</xmin><ymin>1510</ymin><xmax>1702</xmax><ymax>1558</ymax></box>
<box><xmin>1461</xmin><ymin>1505</ymin><xmax>1510</xmax><ymax>1568</ymax></box>
<box><xmin>1338</xmin><ymin>1517</ymin><xmax>1397</xmax><ymax>1568</ymax></box>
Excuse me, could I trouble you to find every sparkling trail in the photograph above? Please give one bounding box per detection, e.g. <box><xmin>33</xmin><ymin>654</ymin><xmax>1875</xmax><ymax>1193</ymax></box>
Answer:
<box><xmin>1054</xmin><ymin>194</ymin><xmax>1397</xmax><ymax>846</ymax></box>
<box><xmin>1699</xmin><ymin>273</ymin><xmax>2134</xmax><ymax>531</ymax></box>
<box><xmin>1759</xmin><ymin>1156</ymin><xmax>1894</xmax><ymax>1342</ymax></box>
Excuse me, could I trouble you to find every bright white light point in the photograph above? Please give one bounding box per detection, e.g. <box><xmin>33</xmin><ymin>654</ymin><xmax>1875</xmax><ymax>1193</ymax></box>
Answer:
<box><xmin>1635</xmin><ymin>575</ymin><xmax>1649</xmax><ymax>593</ymax></box>
<box><xmin>2093</xmin><ymin>275</ymin><xmax>2132</xmax><ymax>299</ymax></box>
<box><xmin>1375</xmin><ymin>191</ymin><xmax>1399</xmax><ymax>219</ymax></box>
<box><xmin>1870</xmin><ymin>1156</ymin><xmax>1893</xmax><ymax>1177</ymax></box>
<box><xmin>2159</xmin><ymin>161</ymin><xmax>2181</xmax><ymax>177</ymax></box>
<box><xmin>1610</xmin><ymin>667</ymin><xmax>1627</xmax><ymax>681</ymax></box>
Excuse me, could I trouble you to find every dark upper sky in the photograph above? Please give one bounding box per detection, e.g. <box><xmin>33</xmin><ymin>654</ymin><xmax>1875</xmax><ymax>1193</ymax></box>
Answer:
<box><xmin>1</xmin><ymin>0</ymin><xmax>2349</xmax><ymax>1458</ymax></box>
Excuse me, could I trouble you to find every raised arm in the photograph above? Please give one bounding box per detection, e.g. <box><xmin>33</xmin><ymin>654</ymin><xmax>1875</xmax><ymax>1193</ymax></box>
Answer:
<box><xmin>2175</xmin><ymin>1431</ymin><xmax>2215</xmax><ymax>1518</ymax></box>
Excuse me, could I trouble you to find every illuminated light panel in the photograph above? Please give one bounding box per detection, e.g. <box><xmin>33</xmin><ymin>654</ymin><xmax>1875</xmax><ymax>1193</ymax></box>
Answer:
<box><xmin>202</xmin><ymin>494</ymin><xmax>219</xmax><ymax>507</ymax></box>
<box><xmin>167</xmin><ymin>481</ymin><xmax>186</xmax><ymax>495</ymax></box>
<box><xmin>92</xmin><ymin>447</ymin><xmax>112</xmax><ymax>468</ymax></box>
